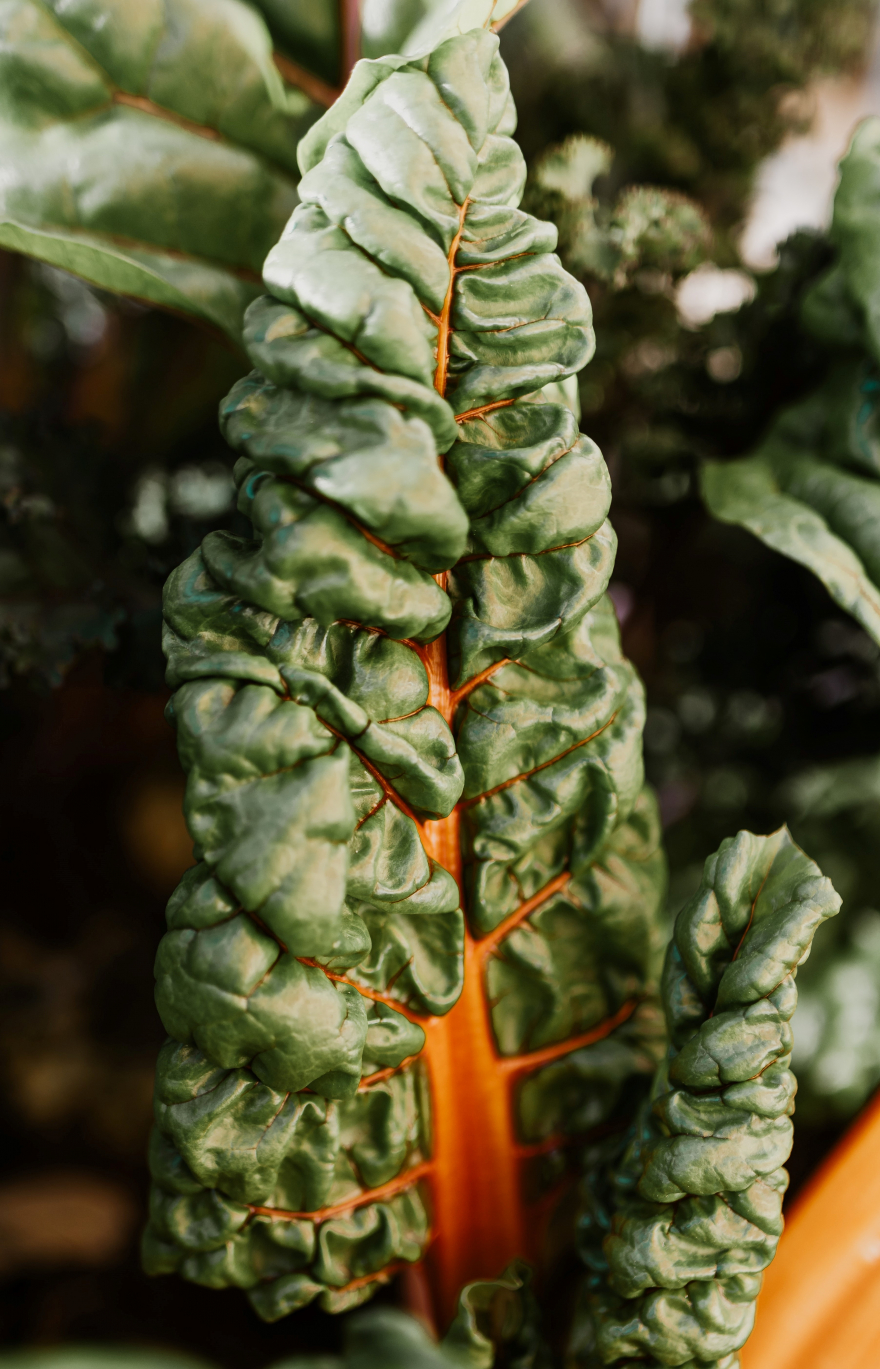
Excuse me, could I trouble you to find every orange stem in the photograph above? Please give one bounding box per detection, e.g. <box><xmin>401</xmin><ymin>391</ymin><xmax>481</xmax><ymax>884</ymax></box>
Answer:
<box><xmin>461</xmin><ymin>714</ymin><xmax>618</xmax><ymax>810</ymax></box>
<box><xmin>318</xmin><ymin>722</ymin><xmax>423</xmax><ymax>826</ymax></box>
<box><xmin>454</xmin><ymin>398</ymin><xmax>517</xmax><ymax>424</ymax></box>
<box><xmin>422</xmin><ymin>928</ymin><xmax>525</xmax><ymax>1324</ymax></box>
<box><xmin>297</xmin><ymin>958</ymin><xmax>430</xmax><ymax>1024</ymax></box>
<box><xmin>409</xmin><ymin>621</ymin><xmax>525</xmax><ymax>1324</ymax></box>
<box><xmin>113</xmin><ymin>92</ymin><xmax>221</xmax><ymax>141</ymax></box>
<box><xmin>359</xmin><ymin>1055</ymin><xmax>423</xmax><ymax>1089</ymax></box>
<box><xmin>448</xmin><ymin>657</ymin><xmax>512</xmax><ymax>710</ymax></box>
<box><xmin>433</xmin><ymin>202</ymin><xmax>470</xmax><ymax>399</ymax></box>
<box><xmin>491</xmin><ymin>0</ymin><xmax>531</xmax><ymax>32</ymax></box>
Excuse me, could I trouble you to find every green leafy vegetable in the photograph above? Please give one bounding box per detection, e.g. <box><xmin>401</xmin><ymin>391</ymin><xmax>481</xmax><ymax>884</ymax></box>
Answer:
<box><xmin>571</xmin><ymin>826</ymin><xmax>840</xmax><ymax>1367</ymax></box>
<box><xmin>143</xmin><ymin>4</ymin><xmax>667</xmax><ymax>1327</ymax></box>
<box><xmin>0</xmin><ymin>0</ymin><xmax>826</xmax><ymax>1354</ymax></box>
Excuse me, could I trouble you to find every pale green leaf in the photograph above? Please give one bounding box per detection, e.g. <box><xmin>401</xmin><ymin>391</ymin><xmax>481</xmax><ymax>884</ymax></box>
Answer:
<box><xmin>701</xmin><ymin>119</ymin><xmax>880</xmax><ymax>646</ymax></box>
<box><xmin>0</xmin><ymin>0</ymin><xmax>318</xmax><ymax>341</ymax></box>
<box><xmin>830</xmin><ymin>116</ymin><xmax>880</xmax><ymax>363</ymax></box>
<box><xmin>0</xmin><ymin>219</ymin><xmax>260</xmax><ymax>340</ymax></box>
<box><xmin>401</xmin><ymin>0</ymin><xmax>526</xmax><ymax>55</ymax></box>
<box><xmin>700</xmin><ymin>452</ymin><xmax>880</xmax><ymax>646</ymax></box>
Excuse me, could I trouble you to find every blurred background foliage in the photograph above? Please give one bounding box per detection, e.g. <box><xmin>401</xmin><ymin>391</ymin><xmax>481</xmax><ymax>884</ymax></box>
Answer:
<box><xmin>4</xmin><ymin>0</ymin><xmax>880</xmax><ymax>1359</ymax></box>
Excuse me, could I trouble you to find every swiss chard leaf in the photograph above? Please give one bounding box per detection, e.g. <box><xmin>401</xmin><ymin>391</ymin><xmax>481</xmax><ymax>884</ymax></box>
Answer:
<box><xmin>572</xmin><ymin>827</ymin><xmax>840</xmax><ymax>1368</ymax></box>
<box><xmin>144</xmin><ymin>9</ymin><xmax>667</xmax><ymax>1327</ymax></box>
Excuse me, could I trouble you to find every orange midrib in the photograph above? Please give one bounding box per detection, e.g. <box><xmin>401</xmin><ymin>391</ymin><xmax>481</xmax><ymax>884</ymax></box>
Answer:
<box><xmin>419</xmin><ymin>634</ymin><xmax>526</xmax><ymax>1324</ymax></box>
<box><xmin>417</xmin><ymin>210</ymin><xmax>532</xmax><ymax>1322</ymax></box>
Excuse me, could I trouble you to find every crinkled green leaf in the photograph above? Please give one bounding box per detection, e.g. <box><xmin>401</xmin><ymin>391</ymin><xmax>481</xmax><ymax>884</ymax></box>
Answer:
<box><xmin>571</xmin><ymin>827</ymin><xmax>840</xmax><ymax>1368</ymax></box>
<box><xmin>146</xmin><ymin>15</ymin><xmax>666</xmax><ymax>1330</ymax></box>
<box><xmin>488</xmin><ymin>790</ymin><xmax>666</xmax><ymax>1055</ymax></box>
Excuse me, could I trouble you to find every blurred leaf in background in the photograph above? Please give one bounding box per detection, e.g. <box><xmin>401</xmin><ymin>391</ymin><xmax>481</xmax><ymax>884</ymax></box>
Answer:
<box><xmin>0</xmin><ymin>0</ymin><xmax>319</xmax><ymax>342</ymax></box>
<box><xmin>0</xmin><ymin>1352</ymin><xmax>214</xmax><ymax>1369</ymax></box>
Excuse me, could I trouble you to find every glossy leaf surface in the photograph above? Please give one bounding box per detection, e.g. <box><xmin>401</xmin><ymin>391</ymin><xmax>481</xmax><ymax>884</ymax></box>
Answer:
<box><xmin>571</xmin><ymin>827</ymin><xmax>840</xmax><ymax>1368</ymax></box>
<box><xmin>144</xmin><ymin>9</ymin><xmax>667</xmax><ymax>1325</ymax></box>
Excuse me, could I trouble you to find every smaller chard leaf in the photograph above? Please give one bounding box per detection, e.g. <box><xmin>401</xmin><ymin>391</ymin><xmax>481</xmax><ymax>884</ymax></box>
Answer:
<box><xmin>572</xmin><ymin>827</ymin><xmax>840</xmax><ymax>1369</ymax></box>
<box><xmin>0</xmin><ymin>0</ymin><xmax>319</xmax><ymax>341</ymax></box>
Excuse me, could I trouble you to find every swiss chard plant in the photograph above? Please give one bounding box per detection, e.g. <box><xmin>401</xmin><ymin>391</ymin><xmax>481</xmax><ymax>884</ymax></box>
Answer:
<box><xmin>0</xmin><ymin>1</ymin><xmax>845</xmax><ymax>1365</ymax></box>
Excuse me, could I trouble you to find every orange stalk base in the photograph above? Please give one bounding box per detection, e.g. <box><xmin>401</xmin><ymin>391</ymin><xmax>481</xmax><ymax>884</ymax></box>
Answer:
<box><xmin>418</xmin><ymin>634</ymin><xmax>527</xmax><ymax>1326</ymax></box>
<box><xmin>422</xmin><ymin>926</ymin><xmax>526</xmax><ymax>1324</ymax></box>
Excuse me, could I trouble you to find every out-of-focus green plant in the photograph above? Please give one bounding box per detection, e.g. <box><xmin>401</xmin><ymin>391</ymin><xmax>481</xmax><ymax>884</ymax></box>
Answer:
<box><xmin>704</xmin><ymin>119</ymin><xmax>880</xmax><ymax>647</ymax></box>
<box><xmin>694</xmin><ymin>121</ymin><xmax>880</xmax><ymax>1134</ymax></box>
<box><xmin>501</xmin><ymin>0</ymin><xmax>876</xmax><ymax>505</ymax></box>
<box><xmin>504</xmin><ymin>0</ymin><xmax>880</xmax><ymax>1154</ymax></box>
<box><xmin>0</xmin><ymin>0</ymin><xmax>444</xmax><ymax>343</ymax></box>
<box><xmin>508</xmin><ymin>0</ymin><xmax>875</xmax><ymax>239</ymax></box>
<box><xmin>525</xmin><ymin>134</ymin><xmax>712</xmax><ymax>287</ymax></box>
